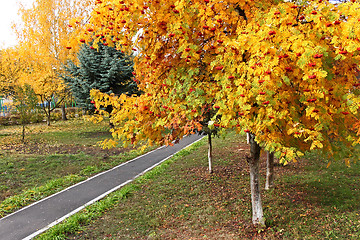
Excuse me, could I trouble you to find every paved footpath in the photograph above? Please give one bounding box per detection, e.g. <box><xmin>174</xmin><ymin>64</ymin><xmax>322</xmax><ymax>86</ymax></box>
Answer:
<box><xmin>0</xmin><ymin>134</ymin><xmax>204</xmax><ymax>240</ymax></box>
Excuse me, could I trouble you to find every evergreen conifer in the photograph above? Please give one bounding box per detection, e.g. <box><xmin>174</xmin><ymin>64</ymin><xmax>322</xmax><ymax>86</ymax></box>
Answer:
<box><xmin>62</xmin><ymin>43</ymin><xmax>138</xmax><ymax>112</ymax></box>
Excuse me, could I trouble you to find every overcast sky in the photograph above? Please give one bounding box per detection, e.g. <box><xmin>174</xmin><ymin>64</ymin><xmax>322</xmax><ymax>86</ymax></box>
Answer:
<box><xmin>0</xmin><ymin>0</ymin><xmax>34</xmax><ymax>49</ymax></box>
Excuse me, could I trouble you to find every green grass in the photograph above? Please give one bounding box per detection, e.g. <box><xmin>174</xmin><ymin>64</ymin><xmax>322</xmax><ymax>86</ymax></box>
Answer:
<box><xmin>264</xmin><ymin>157</ymin><xmax>360</xmax><ymax>239</ymax></box>
<box><xmin>0</xmin><ymin>118</ymin><xmax>155</xmax><ymax>217</ymax></box>
<box><xmin>35</xmin><ymin>131</ymin><xmax>360</xmax><ymax>239</ymax></box>
<box><xmin>29</xmin><ymin>119</ymin><xmax>113</xmax><ymax>145</ymax></box>
<box><xmin>263</xmin><ymin>152</ymin><xmax>360</xmax><ymax>239</ymax></box>
<box><xmin>0</xmin><ymin>175</ymin><xmax>85</xmax><ymax>216</ymax></box>
<box><xmin>0</xmin><ymin>118</ymin><xmax>111</xmax><ymax>146</ymax></box>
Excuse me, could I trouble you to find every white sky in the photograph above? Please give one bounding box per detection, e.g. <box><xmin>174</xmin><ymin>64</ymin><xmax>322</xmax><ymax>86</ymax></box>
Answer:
<box><xmin>0</xmin><ymin>0</ymin><xmax>34</xmax><ymax>49</ymax></box>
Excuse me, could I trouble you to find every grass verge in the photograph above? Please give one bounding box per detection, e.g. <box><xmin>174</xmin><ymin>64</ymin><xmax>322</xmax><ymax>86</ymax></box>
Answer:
<box><xmin>0</xmin><ymin>149</ymin><xmax>152</xmax><ymax>217</ymax></box>
<box><xmin>0</xmin><ymin>118</ymin><xmax>155</xmax><ymax>217</ymax></box>
<box><xmin>34</xmin><ymin>136</ymin><xmax>206</xmax><ymax>240</ymax></box>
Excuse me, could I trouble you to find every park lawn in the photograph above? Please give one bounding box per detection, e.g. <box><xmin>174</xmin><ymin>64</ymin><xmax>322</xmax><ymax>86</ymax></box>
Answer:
<box><xmin>0</xmin><ymin>118</ymin><xmax>150</xmax><ymax>216</ymax></box>
<box><xmin>63</xmin><ymin>131</ymin><xmax>360</xmax><ymax>240</ymax></box>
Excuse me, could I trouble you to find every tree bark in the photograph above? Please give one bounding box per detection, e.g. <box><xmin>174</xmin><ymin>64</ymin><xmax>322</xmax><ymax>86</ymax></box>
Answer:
<box><xmin>61</xmin><ymin>103</ymin><xmax>67</xmax><ymax>121</ymax></box>
<box><xmin>22</xmin><ymin>125</ymin><xmax>25</xmax><ymax>143</ymax></box>
<box><xmin>208</xmin><ymin>133</ymin><xmax>213</xmax><ymax>174</ymax></box>
<box><xmin>265</xmin><ymin>151</ymin><xmax>275</xmax><ymax>190</ymax></box>
<box><xmin>246</xmin><ymin>133</ymin><xmax>265</xmax><ymax>225</ymax></box>
<box><xmin>46</xmin><ymin>103</ymin><xmax>51</xmax><ymax>126</ymax></box>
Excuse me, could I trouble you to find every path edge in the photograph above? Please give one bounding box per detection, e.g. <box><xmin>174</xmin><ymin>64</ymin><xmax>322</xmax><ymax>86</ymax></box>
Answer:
<box><xmin>25</xmin><ymin>135</ymin><xmax>205</xmax><ymax>240</ymax></box>
<box><xmin>0</xmin><ymin>145</ymin><xmax>166</xmax><ymax>222</ymax></box>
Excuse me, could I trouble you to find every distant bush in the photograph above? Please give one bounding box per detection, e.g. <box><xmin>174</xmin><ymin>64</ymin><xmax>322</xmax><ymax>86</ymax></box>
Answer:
<box><xmin>0</xmin><ymin>117</ymin><xmax>10</xmax><ymax>125</ymax></box>
<box><xmin>0</xmin><ymin>107</ymin><xmax>82</xmax><ymax>126</ymax></box>
<box><xmin>9</xmin><ymin>115</ymin><xmax>21</xmax><ymax>125</ymax></box>
<box><xmin>50</xmin><ymin>110</ymin><xmax>62</xmax><ymax>121</ymax></box>
<box><xmin>30</xmin><ymin>112</ymin><xmax>45</xmax><ymax>123</ymax></box>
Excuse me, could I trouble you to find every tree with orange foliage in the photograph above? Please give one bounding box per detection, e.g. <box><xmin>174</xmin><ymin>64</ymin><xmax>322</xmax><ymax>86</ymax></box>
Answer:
<box><xmin>83</xmin><ymin>0</ymin><xmax>360</xmax><ymax>225</ymax></box>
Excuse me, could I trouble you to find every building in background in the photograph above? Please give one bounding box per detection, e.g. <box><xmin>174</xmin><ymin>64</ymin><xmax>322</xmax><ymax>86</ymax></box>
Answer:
<box><xmin>0</xmin><ymin>97</ymin><xmax>13</xmax><ymax>117</ymax></box>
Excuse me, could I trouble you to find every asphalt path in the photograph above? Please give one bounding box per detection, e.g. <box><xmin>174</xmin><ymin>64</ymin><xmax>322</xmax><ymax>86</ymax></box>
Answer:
<box><xmin>0</xmin><ymin>134</ymin><xmax>204</xmax><ymax>240</ymax></box>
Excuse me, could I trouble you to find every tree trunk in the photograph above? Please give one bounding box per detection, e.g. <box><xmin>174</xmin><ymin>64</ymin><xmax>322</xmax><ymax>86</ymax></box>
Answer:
<box><xmin>46</xmin><ymin>114</ymin><xmax>51</xmax><ymax>126</ymax></box>
<box><xmin>46</xmin><ymin>103</ymin><xmax>51</xmax><ymax>126</ymax></box>
<box><xmin>208</xmin><ymin>133</ymin><xmax>213</xmax><ymax>174</ymax></box>
<box><xmin>22</xmin><ymin>125</ymin><xmax>25</xmax><ymax>143</ymax></box>
<box><xmin>246</xmin><ymin>133</ymin><xmax>265</xmax><ymax>225</ymax></box>
<box><xmin>265</xmin><ymin>151</ymin><xmax>274</xmax><ymax>190</ymax></box>
<box><xmin>61</xmin><ymin>103</ymin><xmax>67</xmax><ymax>121</ymax></box>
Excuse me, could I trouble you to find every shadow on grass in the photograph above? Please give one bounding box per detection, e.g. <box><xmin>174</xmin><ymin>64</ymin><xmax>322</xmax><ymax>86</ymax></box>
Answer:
<box><xmin>264</xmin><ymin>159</ymin><xmax>360</xmax><ymax>239</ymax></box>
<box><xmin>77</xmin><ymin>131</ymin><xmax>112</xmax><ymax>139</ymax></box>
<box><xmin>301</xmin><ymin>176</ymin><xmax>358</xmax><ymax>211</ymax></box>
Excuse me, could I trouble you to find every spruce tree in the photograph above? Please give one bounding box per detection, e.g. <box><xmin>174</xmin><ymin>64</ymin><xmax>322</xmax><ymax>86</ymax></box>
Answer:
<box><xmin>62</xmin><ymin>43</ymin><xmax>138</xmax><ymax>112</ymax></box>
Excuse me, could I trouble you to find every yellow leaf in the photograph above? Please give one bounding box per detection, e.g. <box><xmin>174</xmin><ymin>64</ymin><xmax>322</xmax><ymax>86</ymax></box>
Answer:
<box><xmin>344</xmin><ymin>158</ymin><xmax>350</xmax><ymax>167</ymax></box>
<box><xmin>326</xmin><ymin>161</ymin><xmax>332</xmax><ymax>168</ymax></box>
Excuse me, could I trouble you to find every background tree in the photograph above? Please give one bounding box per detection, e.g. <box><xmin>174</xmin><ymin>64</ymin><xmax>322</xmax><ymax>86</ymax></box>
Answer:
<box><xmin>13</xmin><ymin>0</ymin><xmax>94</xmax><ymax>125</ymax></box>
<box><xmin>0</xmin><ymin>48</ymin><xmax>24</xmax><ymax>96</ymax></box>
<box><xmin>199</xmin><ymin>104</ymin><xmax>221</xmax><ymax>174</ymax></box>
<box><xmin>85</xmin><ymin>0</ymin><xmax>360</xmax><ymax>225</ymax></box>
<box><xmin>12</xmin><ymin>84</ymin><xmax>39</xmax><ymax>142</ymax></box>
<box><xmin>62</xmin><ymin>42</ymin><xmax>138</xmax><ymax>114</ymax></box>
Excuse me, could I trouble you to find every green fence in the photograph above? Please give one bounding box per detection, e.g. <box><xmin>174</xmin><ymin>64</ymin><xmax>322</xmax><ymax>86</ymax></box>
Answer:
<box><xmin>0</xmin><ymin>98</ymin><xmax>5</xmax><ymax>117</ymax></box>
<box><xmin>0</xmin><ymin>98</ymin><xmax>78</xmax><ymax>117</ymax></box>
<box><xmin>0</xmin><ymin>98</ymin><xmax>13</xmax><ymax>117</ymax></box>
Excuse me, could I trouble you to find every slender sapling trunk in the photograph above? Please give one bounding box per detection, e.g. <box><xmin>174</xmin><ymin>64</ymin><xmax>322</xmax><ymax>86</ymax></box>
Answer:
<box><xmin>208</xmin><ymin>133</ymin><xmax>213</xmax><ymax>174</ymax></box>
<box><xmin>246</xmin><ymin>133</ymin><xmax>265</xmax><ymax>225</ymax></box>
<box><xmin>22</xmin><ymin>125</ymin><xmax>25</xmax><ymax>143</ymax></box>
<box><xmin>265</xmin><ymin>151</ymin><xmax>274</xmax><ymax>190</ymax></box>
<box><xmin>46</xmin><ymin>104</ymin><xmax>51</xmax><ymax>126</ymax></box>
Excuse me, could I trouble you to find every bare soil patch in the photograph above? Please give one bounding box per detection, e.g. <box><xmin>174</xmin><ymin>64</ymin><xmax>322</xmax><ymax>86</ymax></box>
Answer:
<box><xmin>1</xmin><ymin>142</ymin><xmax>129</xmax><ymax>157</ymax></box>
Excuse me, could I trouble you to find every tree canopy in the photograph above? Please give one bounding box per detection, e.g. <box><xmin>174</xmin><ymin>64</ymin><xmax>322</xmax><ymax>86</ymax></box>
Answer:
<box><xmin>0</xmin><ymin>48</ymin><xmax>24</xmax><ymax>96</ymax></box>
<box><xmin>84</xmin><ymin>0</ymin><xmax>360</xmax><ymax>161</ymax></box>
<box><xmin>13</xmin><ymin>0</ymin><xmax>94</xmax><ymax>125</ymax></box>
<box><xmin>82</xmin><ymin>0</ymin><xmax>360</xmax><ymax>224</ymax></box>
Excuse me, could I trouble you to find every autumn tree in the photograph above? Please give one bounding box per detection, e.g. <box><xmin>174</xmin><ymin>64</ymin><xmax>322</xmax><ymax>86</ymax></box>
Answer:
<box><xmin>0</xmin><ymin>48</ymin><xmax>24</xmax><ymax>96</ymax></box>
<box><xmin>12</xmin><ymin>84</ymin><xmax>39</xmax><ymax>142</ymax></box>
<box><xmin>200</xmin><ymin>105</ymin><xmax>222</xmax><ymax>174</ymax></box>
<box><xmin>14</xmin><ymin>0</ymin><xmax>94</xmax><ymax>125</ymax></box>
<box><xmin>83</xmin><ymin>0</ymin><xmax>360</xmax><ymax>225</ymax></box>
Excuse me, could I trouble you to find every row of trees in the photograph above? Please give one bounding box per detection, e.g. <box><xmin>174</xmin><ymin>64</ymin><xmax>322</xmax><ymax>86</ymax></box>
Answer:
<box><xmin>2</xmin><ymin>0</ymin><xmax>359</xmax><ymax>227</ymax></box>
<box><xmin>0</xmin><ymin>0</ymin><xmax>138</xmax><ymax>133</ymax></box>
<box><xmin>11</xmin><ymin>0</ymin><xmax>94</xmax><ymax>125</ymax></box>
<box><xmin>81</xmin><ymin>0</ymin><xmax>360</xmax><ymax>225</ymax></box>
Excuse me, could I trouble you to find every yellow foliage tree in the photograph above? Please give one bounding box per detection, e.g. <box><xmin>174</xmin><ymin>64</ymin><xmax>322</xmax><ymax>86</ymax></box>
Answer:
<box><xmin>83</xmin><ymin>0</ymin><xmax>360</xmax><ymax>224</ymax></box>
<box><xmin>0</xmin><ymin>48</ymin><xmax>24</xmax><ymax>96</ymax></box>
<box><xmin>13</xmin><ymin>0</ymin><xmax>94</xmax><ymax>125</ymax></box>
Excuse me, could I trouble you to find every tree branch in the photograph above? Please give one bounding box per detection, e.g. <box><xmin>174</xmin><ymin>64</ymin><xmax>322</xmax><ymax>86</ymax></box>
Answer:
<box><xmin>235</xmin><ymin>5</ymin><xmax>247</xmax><ymax>21</ymax></box>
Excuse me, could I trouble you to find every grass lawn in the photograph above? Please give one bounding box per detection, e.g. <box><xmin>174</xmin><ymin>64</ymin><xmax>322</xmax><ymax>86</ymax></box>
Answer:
<box><xmin>0</xmin><ymin>118</ymin><xmax>149</xmax><ymax>216</ymax></box>
<box><xmin>56</xmin><ymin>131</ymin><xmax>359</xmax><ymax>240</ymax></box>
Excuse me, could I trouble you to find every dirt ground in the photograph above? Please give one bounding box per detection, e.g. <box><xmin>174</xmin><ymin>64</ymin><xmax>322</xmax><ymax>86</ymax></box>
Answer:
<box><xmin>1</xmin><ymin>142</ymin><xmax>128</xmax><ymax>157</ymax></box>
